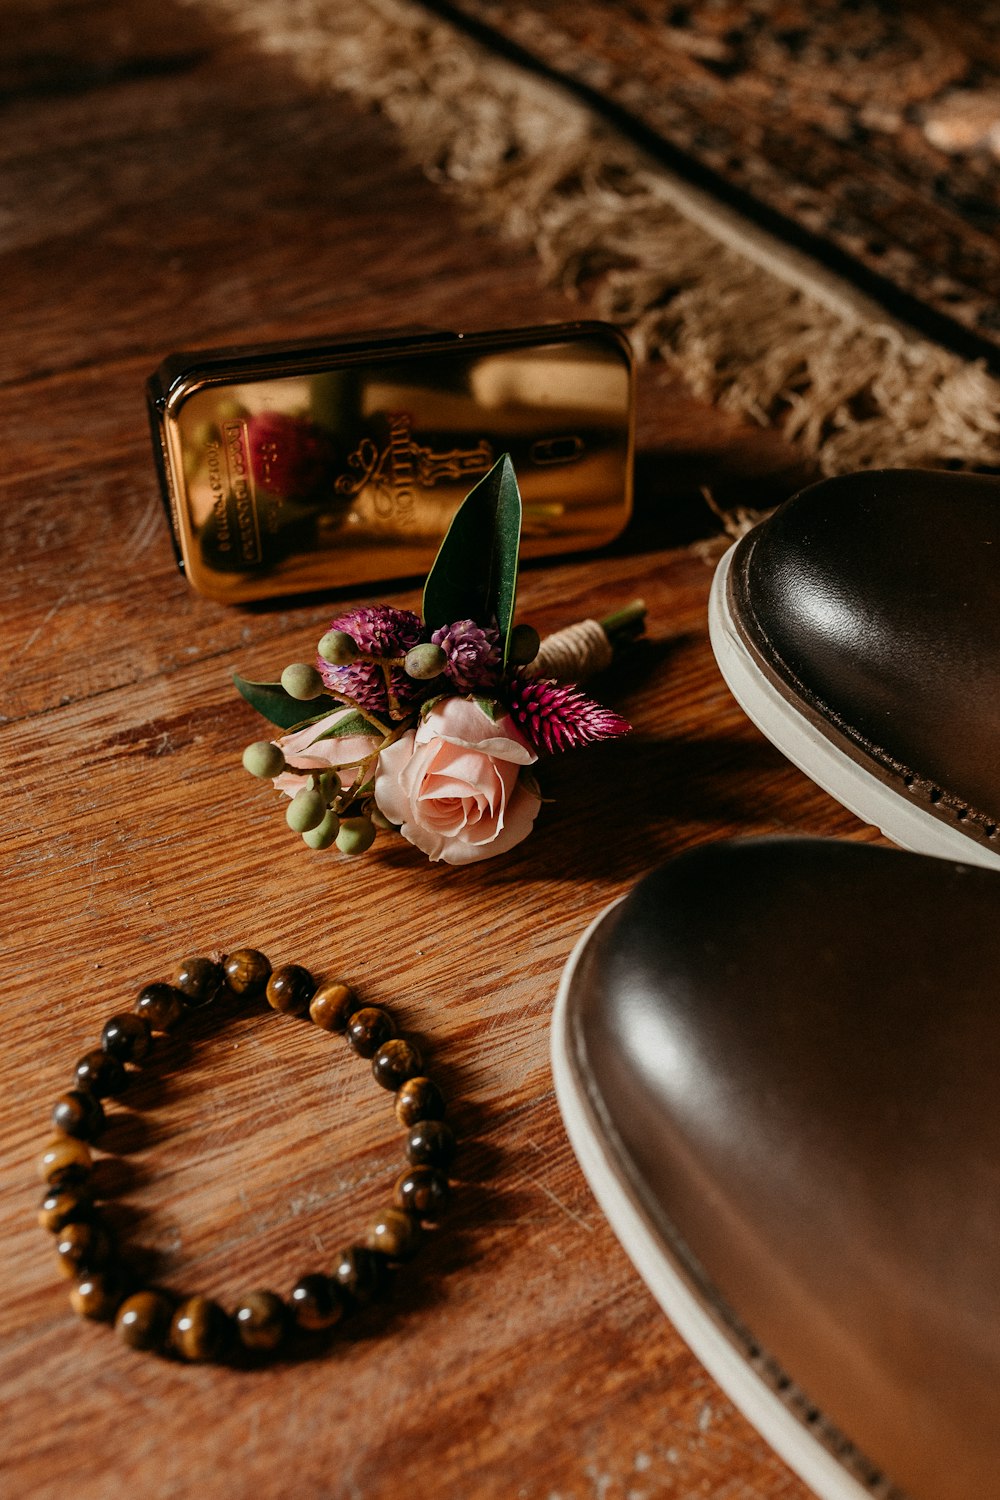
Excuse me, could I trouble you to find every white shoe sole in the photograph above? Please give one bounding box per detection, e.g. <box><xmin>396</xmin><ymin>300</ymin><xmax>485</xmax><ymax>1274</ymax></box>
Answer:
<box><xmin>708</xmin><ymin>542</ymin><xmax>1000</xmax><ymax>872</ymax></box>
<box><xmin>551</xmin><ymin>903</ymin><xmax>885</xmax><ymax>1500</ymax></box>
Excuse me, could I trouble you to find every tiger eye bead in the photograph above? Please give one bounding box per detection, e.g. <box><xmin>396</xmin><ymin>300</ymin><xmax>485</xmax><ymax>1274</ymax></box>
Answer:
<box><xmin>308</xmin><ymin>980</ymin><xmax>358</xmax><ymax>1033</ymax></box>
<box><xmin>171</xmin><ymin>1295</ymin><xmax>231</xmax><ymax>1362</ymax></box>
<box><xmin>70</xmin><ymin>1269</ymin><xmax>123</xmax><ymax>1321</ymax></box>
<box><xmin>38</xmin><ymin>1185</ymin><xmax>93</xmax><ymax>1234</ymax></box>
<box><xmin>366</xmin><ymin>1207</ymin><xmax>421</xmax><ymax>1261</ymax></box>
<box><xmin>395</xmin><ymin>1076</ymin><xmax>446</xmax><ymax>1128</ymax></box>
<box><xmin>135</xmin><ymin>982</ymin><xmax>186</xmax><ymax>1032</ymax></box>
<box><xmin>289</xmin><ymin>1273</ymin><xmax>344</xmax><ymax>1331</ymax></box>
<box><xmin>171</xmin><ymin>956</ymin><xmax>223</xmax><ymax>1006</ymax></box>
<box><xmin>115</xmin><ymin>1291</ymin><xmax>173</xmax><ymax>1352</ymax></box>
<box><xmin>39</xmin><ymin>1135</ymin><xmax>91</xmax><ymax>1187</ymax></box>
<box><xmin>345</xmin><ymin>1005</ymin><xmax>395</xmax><ymax>1059</ymax></box>
<box><xmin>393</xmin><ymin>1165</ymin><xmax>450</xmax><ymax>1220</ymax></box>
<box><xmin>224</xmin><ymin>948</ymin><xmax>272</xmax><ymax>997</ymax></box>
<box><xmin>266</xmin><ymin>964</ymin><xmax>315</xmax><ymax>1016</ymax></box>
<box><xmin>54</xmin><ymin>1219</ymin><xmax>111</xmax><ymax>1278</ymax></box>
<box><xmin>101</xmin><ymin>1011</ymin><xmax>153</xmax><ymax>1064</ymax></box>
<box><xmin>235</xmin><ymin>1290</ymin><xmax>287</xmax><ymax>1351</ymax></box>
<box><xmin>371</xmin><ymin>1038</ymin><xmax>423</xmax><ymax>1092</ymax></box>
<box><xmin>52</xmin><ymin>1089</ymin><xmax>105</xmax><ymax>1141</ymax></box>
<box><xmin>405</xmin><ymin>1118</ymin><xmax>456</xmax><ymax>1171</ymax></box>
<box><xmin>333</xmin><ymin>1245</ymin><xmax>391</xmax><ymax>1304</ymax></box>
<box><xmin>73</xmin><ymin>1048</ymin><xmax>127</xmax><ymax>1098</ymax></box>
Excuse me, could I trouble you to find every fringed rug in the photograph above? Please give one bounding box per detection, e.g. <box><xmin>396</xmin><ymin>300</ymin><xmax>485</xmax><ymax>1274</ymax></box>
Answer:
<box><xmin>186</xmin><ymin>0</ymin><xmax>1000</xmax><ymax>479</ymax></box>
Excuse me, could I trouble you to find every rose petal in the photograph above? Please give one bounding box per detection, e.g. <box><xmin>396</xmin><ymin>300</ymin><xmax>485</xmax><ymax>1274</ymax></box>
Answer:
<box><xmin>414</xmin><ymin>697</ymin><xmax>536</xmax><ymax>765</ymax></box>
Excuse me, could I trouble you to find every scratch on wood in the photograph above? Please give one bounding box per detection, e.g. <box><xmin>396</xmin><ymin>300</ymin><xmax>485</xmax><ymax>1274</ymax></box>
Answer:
<box><xmin>516</xmin><ymin>1163</ymin><xmax>594</xmax><ymax>1234</ymax></box>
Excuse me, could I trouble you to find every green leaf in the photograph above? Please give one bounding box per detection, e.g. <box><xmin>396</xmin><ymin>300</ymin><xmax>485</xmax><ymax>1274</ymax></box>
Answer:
<box><xmin>233</xmin><ymin>674</ymin><xmax>340</xmax><ymax>731</ymax></box>
<box><xmin>422</xmin><ymin>453</ymin><xmax>522</xmax><ymax>665</ymax></box>
<box><xmin>473</xmin><ymin>696</ymin><xmax>499</xmax><ymax>722</ymax></box>
<box><xmin>309</xmin><ymin>710</ymin><xmax>383</xmax><ymax>742</ymax></box>
<box><xmin>419</xmin><ymin>693</ymin><xmax>447</xmax><ymax>720</ymax></box>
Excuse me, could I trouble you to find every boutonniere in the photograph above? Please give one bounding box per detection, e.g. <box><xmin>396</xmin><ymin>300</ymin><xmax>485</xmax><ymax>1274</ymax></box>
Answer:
<box><xmin>236</xmin><ymin>456</ymin><xmax>643</xmax><ymax>865</ymax></box>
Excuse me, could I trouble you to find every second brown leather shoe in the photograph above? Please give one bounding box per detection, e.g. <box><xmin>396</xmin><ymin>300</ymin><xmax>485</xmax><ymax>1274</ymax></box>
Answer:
<box><xmin>553</xmin><ymin>837</ymin><xmax>1000</xmax><ymax>1500</ymax></box>
<box><xmin>709</xmin><ymin>469</ymin><xmax>1000</xmax><ymax>869</ymax></box>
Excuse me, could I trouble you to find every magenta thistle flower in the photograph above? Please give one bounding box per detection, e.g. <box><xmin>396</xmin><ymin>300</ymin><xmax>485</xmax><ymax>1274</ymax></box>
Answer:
<box><xmin>430</xmin><ymin>619</ymin><xmax>501</xmax><ymax>692</ymax></box>
<box><xmin>317</xmin><ymin>604</ymin><xmax>423</xmax><ymax>719</ymax></box>
<box><xmin>507</xmin><ymin>674</ymin><xmax>631</xmax><ymax>755</ymax></box>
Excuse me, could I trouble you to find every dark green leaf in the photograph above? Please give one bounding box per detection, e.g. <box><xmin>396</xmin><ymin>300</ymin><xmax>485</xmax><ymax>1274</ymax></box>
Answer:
<box><xmin>422</xmin><ymin>453</ymin><xmax>522</xmax><ymax>665</ymax></box>
<box><xmin>233</xmin><ymin>673</ymin><xmax>340</xmax><ymax>731</ymax></box>
<box><xmin>473</xmin><ymin>696</ymin><xmax>499</xmax><ymax>722</ymax></box>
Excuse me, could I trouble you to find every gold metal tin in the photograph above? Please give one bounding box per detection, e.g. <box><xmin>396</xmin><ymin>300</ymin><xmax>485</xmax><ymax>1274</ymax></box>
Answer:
<box><xmin>147</xmin><ymin>322</ymin><xmax>634</xmax><ymax>603</ymax></box>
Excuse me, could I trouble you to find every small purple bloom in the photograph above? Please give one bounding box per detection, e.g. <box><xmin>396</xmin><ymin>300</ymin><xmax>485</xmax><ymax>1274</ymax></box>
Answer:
<box><xmin>430</xmin><ymin>619</ymin><xmax>502</xmax><ymax>693</ymax></box>
<box><xmin>317</xmin><ymin>605</ymin><xmax>423</xmax><ymax>719</ymax></box>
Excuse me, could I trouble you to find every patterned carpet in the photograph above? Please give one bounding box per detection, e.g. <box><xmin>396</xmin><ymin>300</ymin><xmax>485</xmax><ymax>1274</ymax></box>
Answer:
<box><xmin>187</xmin><ymin>0</ymin><xmax>1000</xmax><ymax>478</ymax></box>
<box><xmin>429</xmin><ymin>0</ymin><xmax>1000</xmax><ymax>369</ymax></box>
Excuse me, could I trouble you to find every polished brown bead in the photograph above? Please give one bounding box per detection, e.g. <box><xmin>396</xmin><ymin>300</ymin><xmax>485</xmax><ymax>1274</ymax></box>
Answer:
<box><xmin>346</xmin><ymin>1005</ymin><xmax>396</xmax><ymax>1059</ymax></box>
<box><xmin>371</xmin><ymin>1037</ymin><xmax>423</xmax><ymax>1092</ymax></box>
<box><xmin>333</xmin><ymin>1245</ymin><xmax>391</xmax><ymax>1304</ymax></box>
<box><xmin>308</xmin><ymin>980</ymin><xmax>357</xmax><ymax>1032</ymax></box>
<box><xmin>289</xmin><ymin>1273</ymin><xmax>344</xmax><ymax>1331</ymax></box>
<box><xmin>395</xmin><ymin>1076</ymin><xmax>446</xmax><ymax>1128</ymax></box>
<box><xmin>38</xmin><ymin>1185</ymin><xmax>93</xmax><ymax>1234</ymax></box>
<box><xmin>73</xmin><ymin>1048</ymin><xmax>127</xmax><ymax>1098</ymax></box>
<box><xmin>52</xmin><ymin>1089</ymin><xmax>105</xmax><ymax>1141</ymax></box>
<box><xmin>366</xmin><ymin>1207</ymin><xmax>421</xmax><ymax>1261</ymax></box>
<box><xmin>405</xmin><ymin>1118</ymin><xmax>456</xmax><ymax>1171</ymax></box>
<box><xmin>101</xmin><ymin>1011</ymin><xmax>153</xmax><ymax>1063</ymax></box>
<box><xmin>115</xmin><ymin>1291</ymin><xmax>173</xmax><ymax>1352</ymax></box>
<box><xmin>171</xmin><ymin>1295</ymin><xmax>230</xmax><ymax>1362</ymax></box>
<box><xmin>54</xmin><ymin>1218</ymin><xmax>111</xmax><ymax>1278</ymax></box>
<box><xmin>393</xmin><ymin>1165</ymin><xmax>450</xmax><ymax>1220</ymax></box>
<box><xmin>171</xmin><ymin>955</ymin><xmax>223</xmax><ymax>1006</ymax></box>
<box><xmin>235</xmin><ymin>1290</ymin><xmax>287</xmax><ymax>1351</ymax></box>
<box><xmin>39</xmin><ymin>1135</ymin><xmax>92</xmax><ymax>1187</ymax></box>
<box><xmin>224</xmin><ymin>948</ymin><xmax>272</xmax><ymax>997</ymax></box>
<box><xmin>135</xmin><ymin>982</ymin><xmax>186</xmax><ymax>1032</ymax></box>
<box><xmin>266</xmin><ymin>964</ymin><xmax>315</xmax><ymax>1016</ymax></box>
<box><xmin>70</xmin><ymin>1269</ymin><xmax>123</xmax><ymax>1321</ymax></box>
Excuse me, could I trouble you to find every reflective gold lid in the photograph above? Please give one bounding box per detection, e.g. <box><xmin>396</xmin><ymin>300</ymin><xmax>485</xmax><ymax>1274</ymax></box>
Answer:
<box><xmin>148</xmin><ymin>323</ymin><xmax>634</xmax><ymax>603</ymax></box>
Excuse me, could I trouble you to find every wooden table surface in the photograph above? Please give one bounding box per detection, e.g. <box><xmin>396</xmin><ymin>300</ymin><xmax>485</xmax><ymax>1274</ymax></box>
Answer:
<box><xmin>3</xmin><ymin>6</ymin><xmax>879</xmax><ymax>1498</ymax></box>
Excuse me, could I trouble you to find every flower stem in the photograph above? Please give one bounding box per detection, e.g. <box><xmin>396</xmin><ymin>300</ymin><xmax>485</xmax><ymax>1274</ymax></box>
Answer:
<box><xmin>600</xmin><ymin>599</ymin><xmax>646</xmax><ymax>645</ymax></box>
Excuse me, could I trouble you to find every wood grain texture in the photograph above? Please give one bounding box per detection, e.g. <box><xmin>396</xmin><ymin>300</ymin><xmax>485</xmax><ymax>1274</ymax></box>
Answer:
<box><xmin>3</xmin><ymin>6</ymin><xmax>872</xmax><ymax>1498</ymax></box>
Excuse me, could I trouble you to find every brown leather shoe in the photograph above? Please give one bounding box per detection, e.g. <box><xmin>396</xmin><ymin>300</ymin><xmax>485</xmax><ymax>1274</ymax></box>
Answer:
<box><xmin>552</xmin><ymin>837</ymin><xmax>1000</xmax><ymax>1500</ymax></box>
<box><xmin>709</xmin><ymin>469</ymin><xmax>1000</xmax><ymax>869</ymax></box>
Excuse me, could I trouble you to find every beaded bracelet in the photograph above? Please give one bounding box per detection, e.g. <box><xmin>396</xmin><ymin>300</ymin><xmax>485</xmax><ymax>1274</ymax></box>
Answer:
<box><xmin>36</xmin><ymin>949</ymin><xmax>456</xmax><ymax>1362</ymax></box>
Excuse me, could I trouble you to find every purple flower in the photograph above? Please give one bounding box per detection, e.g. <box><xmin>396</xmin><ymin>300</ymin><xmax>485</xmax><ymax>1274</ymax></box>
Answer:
<box><xmin>430</xmin><ymin>619</ymin><xmax>501</xmax><ymax>693</ymax></box>
<box><xmin>317</xmin><ymin>605</ymin><xmax>423</xmax><ymax>719</ymax></box>
<box><xmin>506</xmin><ymin>674</ymin><xmax>631</xmax><ymax>755</ymax></box>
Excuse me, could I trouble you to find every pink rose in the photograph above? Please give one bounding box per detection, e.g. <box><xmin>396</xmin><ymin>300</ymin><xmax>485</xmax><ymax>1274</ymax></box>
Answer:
<box><xmin>374</xmin><ymin>697</ymin><xmax>541</xmax><ymax>865</ymax></box>
<box><xmin>272</xmin><ymin>708</ymin><xmax>381</xmax><ymax>799</ymax></box>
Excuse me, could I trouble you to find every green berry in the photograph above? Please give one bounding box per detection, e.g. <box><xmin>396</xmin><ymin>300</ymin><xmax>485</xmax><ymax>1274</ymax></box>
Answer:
<box><xmin>280</xmin><ymin>663</ymin><xmax>324</xmax><ymax>701</ymax></box>
<box><xmin>404</xmin><ymin>643</ymin><xmax>447</xmax><ymax>680</ymax></box>
<box><xmin>336</xmin><ymin>816</ymin><xmax>376</xmax><ymax>856</ymax></box>
<box><xmin>508</xmin><ymin>623</ymin><xmax>540</xmax><ymax>665</ymax></box>
<box><xmin>286</xmin><ymin>789</ymin><xmax>327</xmax><ymax>833</ymax></box>
<box><xmin>317</xmin><ymin>630</ymin><xmax>359</xmax><ymax>666</ymax></box>
<box><xmin>318</xmin><ymin>770</ymin><xmax>342</xmax><ymax>801</ymax></box>
<box><xmin>302</xmin><ymin>810</ymin><xmax>341</xmax><ymax>850</ymax></box>
<box><xmin>242</xmin><ymin>741</ymin><xmax>286</xmax><ymax>779</ymax></box>
<box><xmin>370</xmin><ymin>807</ymin><xmax>397</xmax><ymax>832</ymax></box>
